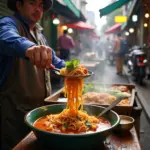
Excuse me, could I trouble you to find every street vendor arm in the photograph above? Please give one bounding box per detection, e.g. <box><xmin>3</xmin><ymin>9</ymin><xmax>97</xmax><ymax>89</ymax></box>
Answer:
<box><xmin>0</xmin><ymin>17</ymin><xmax>36</xmax><ymax>58</ymax></box>
<box><xmin>0</xmin><ymin>17</ymin><xmax>65</xmax><ymax>68</ymax></box>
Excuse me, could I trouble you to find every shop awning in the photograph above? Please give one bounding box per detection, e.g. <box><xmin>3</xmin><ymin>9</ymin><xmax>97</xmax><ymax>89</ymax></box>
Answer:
<box><xmin>63</xmin><ymin>0</ymin><xmax>80</xmax><ymax>17</ymax></box>
<box><xmin>99</xmin><ymin>0</ymin><xmax>131</xmax><ymax>18</ymax></box>
<box><xmin>53</xmin><ymin>1</ymin><xmax>86</xmax><ymax>22</ymax></box>
<box><xmin>65</xmin><ymin>21</ymin><xmax>94</xmax><ymax>30</ymax></box>
<box><xmin>105</xmin><ymin>23</ymin><xmax>121</xmax><ymax>34</ymax></box>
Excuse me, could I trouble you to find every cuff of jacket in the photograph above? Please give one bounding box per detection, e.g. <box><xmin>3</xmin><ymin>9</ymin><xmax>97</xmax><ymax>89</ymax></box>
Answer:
<box><xmin>16</xmin><ymin>40</ymin><xmax>36</xmax><ymax>58</ymax></box>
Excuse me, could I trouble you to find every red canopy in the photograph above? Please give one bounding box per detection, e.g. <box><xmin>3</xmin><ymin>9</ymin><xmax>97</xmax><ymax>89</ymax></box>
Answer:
<box><xmin>105</xmin><ymin>23</ymin><xmax>121</xmax><ymax>34</ymax></box>
<box><xmin>65</xmin><ymin>21</ymin><xmax>94</xmax><ymax>30</ymax></box>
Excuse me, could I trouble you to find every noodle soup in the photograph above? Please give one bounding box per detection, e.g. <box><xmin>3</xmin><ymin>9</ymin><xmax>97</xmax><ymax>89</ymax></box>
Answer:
<box><xmin>34</xmin><ymin>109</ymin><xmax>111</xmax><ymax>134</ymax></box>
<box><xmin>25</xmin><ymin>104</ymin><xmax>120</xmax><ymax>150</ymax></box>
<box><xmin>34</xmin><ymin>61</ymin><xmax>111</xmax><ymax>134</ymax></box>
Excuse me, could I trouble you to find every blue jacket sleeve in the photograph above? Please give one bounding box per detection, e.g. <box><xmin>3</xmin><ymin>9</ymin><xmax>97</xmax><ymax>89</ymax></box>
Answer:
<box><xmin>0</xmin><ymin>17</ymin><xmax>36</xmax><ymax>58</ymax></box>
<box><xmin>52</xmin><ymin>50</ymin><xmax>66</xmax><ymax>69</ymax></box>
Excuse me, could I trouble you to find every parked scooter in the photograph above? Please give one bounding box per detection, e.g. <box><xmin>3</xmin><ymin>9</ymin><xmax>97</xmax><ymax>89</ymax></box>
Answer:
<box><xmin>127</xmin><ymin>45</ymin><xmax>147</xmax><ymax>84</ymax></box>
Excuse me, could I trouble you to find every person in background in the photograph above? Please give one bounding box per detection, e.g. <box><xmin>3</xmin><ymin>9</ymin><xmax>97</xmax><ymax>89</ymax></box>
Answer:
<box><xmin>75</xmin><ymin>39</ymin><xmax>83</xmax><ymax>57</ymax></box>
<box><xmin>105</xmin><ymin>37</ymin><xmax>113</xmax><ymax>59</ymax></box>
<box><xmin>0</xmin><ymin>0</ymin><xmax>65</xmax><ymax>149</ymax></box>
<box><xmin>94</xmin><ymin>39</ymin><xmax>102</xmax><ymax>57</ymax></box>
<box><xmin>58</xmin><ymin>29</ymin><xmax>75</xmax><ymax>60</ymax></box>
<box><xmin>114</xmin><ymin>32</ymin><xmax>128</xmax><ymax>75</ymax></box>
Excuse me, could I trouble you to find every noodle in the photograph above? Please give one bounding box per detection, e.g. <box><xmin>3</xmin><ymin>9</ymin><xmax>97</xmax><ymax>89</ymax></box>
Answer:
<box><xmin>34</xmin><ymin>64</ymin><xmax>111</xmax><ymax>133</ymax></box>
<box><xmin>60</xmin><ymin>65</ymin><xmax>88</xmax><ymax>76</ymax></box>
<box><xmin>65</xmin><ymin>78</ymin><xmax>83</xmax><ymax>114</ymax></box>
<box><xmin>44</xmin><ymin>109</ymin><xmax>99</xmax><ymax>133</ymax></box>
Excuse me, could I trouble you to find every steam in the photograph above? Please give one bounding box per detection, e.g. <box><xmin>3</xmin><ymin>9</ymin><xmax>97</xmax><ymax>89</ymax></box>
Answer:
<box><xmin>71</xmin><ymin>35</ymin><xmax>106</xmax><ymax>82</ymax></box>
<box><xmin>70</xmin><ymin>35</ymin><xmax>127</xmax><ymax>84</ymax></box>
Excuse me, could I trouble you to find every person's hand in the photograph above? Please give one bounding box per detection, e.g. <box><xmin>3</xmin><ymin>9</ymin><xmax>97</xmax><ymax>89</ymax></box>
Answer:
<box><xmin>25</xmin><ymin>45</ymin><xmax>52</xmax><ymax>68</ymax></box>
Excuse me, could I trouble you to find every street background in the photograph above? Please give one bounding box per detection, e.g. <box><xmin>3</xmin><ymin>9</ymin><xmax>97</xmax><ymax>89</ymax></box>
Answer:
<box><xmin>1</xmin><ymin>0</ymin><xmax>150</xmax><ymax>149</ymax></box>
<box><xmin>51</xmin><ymin>63</ymin><xmax>150</xmax><ymax>150</ymax></box>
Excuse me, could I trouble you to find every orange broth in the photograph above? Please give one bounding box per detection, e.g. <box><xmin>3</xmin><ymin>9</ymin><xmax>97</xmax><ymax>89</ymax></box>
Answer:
<box><xmin>34</xmin><ymin>115</ymin><xmax>111</xmax><ymax>134</ymax></box>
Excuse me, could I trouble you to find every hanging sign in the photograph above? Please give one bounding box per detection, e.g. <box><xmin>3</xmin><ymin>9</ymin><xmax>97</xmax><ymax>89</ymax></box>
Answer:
<box><xmin>114</xmin><ymin>16</ymin><xmax>127</xmax><ymax>23</ymax></box>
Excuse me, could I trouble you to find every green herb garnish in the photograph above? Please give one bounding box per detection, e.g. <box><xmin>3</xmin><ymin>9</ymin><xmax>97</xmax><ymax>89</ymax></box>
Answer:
<box><xmin>78</xmin><ymin>105</ymin><xmax>82</xmax><ymax>110</ymax></box>
<box><xmin>76</xmin><ymin>115</ymin><xmax>81</xmax><ymax>120</ymax></box>
<box><xmin>85</xmin><ymin>120</ymin><xmax>91</xmax><ymax>128</ymax></box>
<box><xmin>66</xmin><ymin>59</ymin><xmax>80</xmax><ymax>71</ymax></box>
<box><xmin>63</xmin><ymin>123</ymin><xmax>68</xmax><ymax>129</ymax></box>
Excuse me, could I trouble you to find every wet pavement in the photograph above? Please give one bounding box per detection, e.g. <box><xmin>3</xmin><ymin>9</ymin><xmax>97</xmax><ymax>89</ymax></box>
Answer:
<box><xmin>51</xmin><ymin>63</ymin><xmax>150</xmax><ymax>150</ymax></box>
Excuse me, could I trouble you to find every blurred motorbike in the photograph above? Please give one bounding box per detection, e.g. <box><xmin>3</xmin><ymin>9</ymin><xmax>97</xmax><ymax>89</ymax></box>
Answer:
<box><xmin>107</xmin><ymin>46</ymin><xmax>115</xmax><ymax>65</ymax></box>
<box><xmin>127</xmin><ymin>45</ymin><xmax>147</xmax><ymax>84</ymax></box>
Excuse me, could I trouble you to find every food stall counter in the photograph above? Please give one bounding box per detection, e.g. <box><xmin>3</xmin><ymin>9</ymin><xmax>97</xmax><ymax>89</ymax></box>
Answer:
<box><xmin>13</xmin><ymin>127</ymin><xmax>141</xmax><ymax>150</ymax></box>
